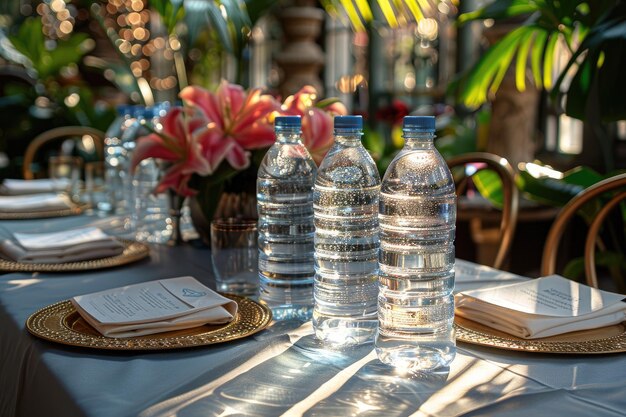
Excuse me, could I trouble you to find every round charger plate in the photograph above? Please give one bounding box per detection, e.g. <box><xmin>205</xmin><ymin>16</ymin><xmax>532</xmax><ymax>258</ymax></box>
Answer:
<box><xmin>0</xmin><ymin>203</ymin><xmax>86</xmax><ymax>220</ymax></box>
<box><xmin>0</xmin><ymin>239</ymin><xmax>150</xmax><ymax>272</ymax></box>
<box><xmin>455</xmin><ymin>316</ymin><xmax>626</xmax><ymax>354</ymax></box>
<box><xmin>26</xmin><ymin>295</ymin><xmax>272</xmax><ymax>350</ymax></box>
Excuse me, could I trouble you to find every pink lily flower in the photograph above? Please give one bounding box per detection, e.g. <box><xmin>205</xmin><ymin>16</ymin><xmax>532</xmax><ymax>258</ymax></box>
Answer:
<box><xmin>180</xmin><ymin>80</ymin><xmax>280</xmax><ymax>170</ymax></box>
<box><xmin>131</xmin><ymin>107</ymin><xmax>212</xmax><ymax>196</ymax></box>
<box><xmin>281</xmin><ymin>86</ymin><xmax>347</xmax><ymax>164</ymax></box>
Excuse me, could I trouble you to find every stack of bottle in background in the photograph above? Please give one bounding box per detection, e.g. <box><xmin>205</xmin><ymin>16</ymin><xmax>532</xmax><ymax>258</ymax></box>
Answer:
<box><xmin>257</xmin><ymin>116</ymin><xmax>317</xmax><ymax>320</ymax></box>
<box><xmin>130</xmin><ymin>103</ymin><xmax>173</xmax><ymax>243</ymax></box>
<box><xmin>312</xmin><ymin>115</ymin><xmax>381</xmax><ymax>347</ymax></box>
<box><xmin>376</xmin><ymin>115</ymin><xmax>456</xmax><ymax>371</ymax></box>
<box><xmin>101</xmin><ymin>104</ymin><xmax>134</xmax><ymax>214</ymax></box>
<box><xmin>102</xmin><ymin>103</ymin><xmax>173</xmax><ymax>243</ymax></box>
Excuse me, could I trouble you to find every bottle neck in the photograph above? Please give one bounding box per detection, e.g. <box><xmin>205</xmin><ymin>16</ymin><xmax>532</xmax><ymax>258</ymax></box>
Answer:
<box><xmin>334</xmin><ymin>129</ymin><xmax>362</xmax><ymax>145</ymax></box>
<box><xmin>403</xmin><ymin>131</ymin><xmax>435</xmax><ymax>149</ymax></box>
<box><xmin>276</xmin><ymin>128</ymin><xmax>301</xmax><ymax>143</ymax></box>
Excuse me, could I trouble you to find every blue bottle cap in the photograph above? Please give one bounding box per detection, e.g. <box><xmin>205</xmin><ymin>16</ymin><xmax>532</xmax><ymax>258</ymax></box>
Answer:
<box><xmin>403</xmin><ymin>116</ymin><xmax>435</xmax><ymax>132</ymax></box>
<box><xmin>116</xmin><ymin>104</ymin><xmax>131</xmax><ymax>115</ymax></box>
<box><xmin>334</xmin><ymin>115</ymin><xmax>363</xmax><ymax>130</ymax></box>
<box><xmin>130</xmin><ymin>105</ymin><xmax>145</xmax><ymax>118</ymax></box>
<box><xmin>275</xmin><ymin>116</ymin><xmax>301</xmax><ymax>128</ymax></box>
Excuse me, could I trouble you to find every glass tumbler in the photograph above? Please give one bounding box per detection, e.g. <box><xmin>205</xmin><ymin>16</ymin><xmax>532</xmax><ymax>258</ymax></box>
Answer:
<box><xmin>210</xmin><ymin>218</ymin><xmax>259</xmax><ymax>298</ymax></box>
<box><xmin>48</xmin><ymin>155</ymin><xmax>83</xmax><ymax>201</ymax></box>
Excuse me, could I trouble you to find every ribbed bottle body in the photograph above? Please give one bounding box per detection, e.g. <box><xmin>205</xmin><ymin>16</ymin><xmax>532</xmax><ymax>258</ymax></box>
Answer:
<box><xmin>257</xmin><ymin>118</ymin><xmax>317</xmax><ymax>320</ymax></box>
<box><xmin>313</xmin><ymin>118</ymin><xmax>381</xmax><ymax>347</ymax></box>
<box><xmin>375</xmin><ymin>116</ymin><xmax>456</xmax><ymax>370</ymax></box>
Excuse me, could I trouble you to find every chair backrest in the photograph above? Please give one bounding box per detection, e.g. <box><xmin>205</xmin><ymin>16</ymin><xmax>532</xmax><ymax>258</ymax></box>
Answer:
<box><xmin>447</xmin><ymin>152</ymin><xmax>519</xmax><ymax>270</ymax></box>
<box><xmin>22</xmin><ymin>126</ymin><xmax>105</xmax><ymax>180</ymax></box>
<box><xmin>541</xmin><ymin>173</ymin><xmax>626</xmax><ymax>288</ymax></box>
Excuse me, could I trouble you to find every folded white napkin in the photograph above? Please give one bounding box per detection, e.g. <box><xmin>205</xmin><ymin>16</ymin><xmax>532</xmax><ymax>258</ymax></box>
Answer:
<box><xmin>456</xmin><ymin>275</ymin><xmax>626</xmax><ymax>339</ymax></box>
<box><xmin>0</xmin><ymin>193</ymin><xmax>72</xmax><ymax>212</ymax></box>
<box><xmin>0</xmin><ymin>178</ymin><xmax>71</xmax><ymax>195</ymax></box>
<box><xmin>71</xmin><ymin>276</ymin><xmax>238</xmax><ymax>338</ymax></box>
<box><xmin>0</xmin><ymin>227</ymin><xmax>124</xmax><ymax>264</ymax></box>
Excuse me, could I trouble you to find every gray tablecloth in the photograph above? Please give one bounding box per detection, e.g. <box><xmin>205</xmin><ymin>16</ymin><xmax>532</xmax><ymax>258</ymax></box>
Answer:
<box><xmin>1</xmin><ymin>215</ymin><xmax>625</xmax><ymax>417</ymax></box>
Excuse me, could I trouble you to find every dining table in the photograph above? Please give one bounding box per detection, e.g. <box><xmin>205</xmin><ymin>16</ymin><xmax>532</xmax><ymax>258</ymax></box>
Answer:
<box><xmin>1</xmin><ymin>212</ymin><xmax>625</xmax><ymax>417</ymax></box>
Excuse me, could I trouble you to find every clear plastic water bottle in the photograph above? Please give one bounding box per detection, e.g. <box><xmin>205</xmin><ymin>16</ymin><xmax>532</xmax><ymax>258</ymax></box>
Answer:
<box><xmin>120</xmin><ymin>105</ymin><xmax>148</xmax><ymax>216</ymax></box>
<box><xmin>375</xmin><ymin>115</ymin><xmax>456</xmax><ymax>371</ymax></box>
<box><xmin>101</xmin><ymin>105</ymin><xmax>133</xmax><ymax>213</ymax></box>
<box><xmin>312</xmin><ymin>115</ymin><xmax>381</xmax><ymax>347</ymax></box>
<box><xmin>257</xmin><ymin>116</ymin><xmax>317</xmax><ymax>320</ymax></box>
<box><xmin>131</xmin><ymin>105</ymin><xmax>172</xmax><ymax>243</ymax></box>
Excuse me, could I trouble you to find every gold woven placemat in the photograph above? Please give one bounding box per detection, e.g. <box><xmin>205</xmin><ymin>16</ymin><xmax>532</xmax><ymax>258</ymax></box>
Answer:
<box><xmin>0</xmin><ymin>203</ymin><xmax>86</xmax><ymax>220</ymax></box>
<box><xmin>26</xmin><ymin>294</ymin><xmax>272</xmax><ymax>350</ymax></box>
<box><xmin>455</xmin><ymin>316</ymin><xmax>626</xmax><ymax>354</ymax></box>
<box><xmin>0</xmin><ymin>239</ymin><xmax>149</xmax><ymax>272</ymax></box>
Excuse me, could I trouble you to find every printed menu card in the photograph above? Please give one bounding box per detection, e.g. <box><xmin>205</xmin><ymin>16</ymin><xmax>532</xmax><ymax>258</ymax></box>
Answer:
<box><xmin>71</xmin><ymin>276</ymin><xmax>238</xmax><ymax>338</ymax></box>
<box><xmin>455</xmin><ymin>275</ymin><xmax>626</xmax><ymax>339</ymax></box>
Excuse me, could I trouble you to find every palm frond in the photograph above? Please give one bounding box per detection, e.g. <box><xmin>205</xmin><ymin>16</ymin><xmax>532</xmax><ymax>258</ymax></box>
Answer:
<box><xmin>322</xmin><ymin>0</ymin><xmax>431</xmax><ymax>30</ymax></box>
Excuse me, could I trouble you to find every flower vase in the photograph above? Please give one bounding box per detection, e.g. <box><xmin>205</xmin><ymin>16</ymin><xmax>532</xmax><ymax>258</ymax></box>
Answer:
<box><xmin>189</xmin><ymin>169</ymin><xmax>258</xmax><ymax>245</ymax></box>
<box><xmin>167</xmin><ymin>191</ymin><xmax>185</xmax><ymax>246</ymax></box>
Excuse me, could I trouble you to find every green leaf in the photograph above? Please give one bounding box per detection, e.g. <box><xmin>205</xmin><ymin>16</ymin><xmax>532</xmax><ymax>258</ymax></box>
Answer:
<box><xmin>458</xmin><ymin>0</ymin><xmax>539</xmax><ymax>25</ymax></box>
<box><xmin>151</xmin><ymin>0</ymin><xmax>185</xmax><ymax>34</ymax></box>
<box><xmin>563</xmin><ymin>257</ymin><xmax>585</xmax><ymax>281</ymax></box>
<box><xmin>221</xmin><ymin>0</ymin><xmax>252</xmax><ymax>56</ymax></box>
<box><xmin>41</xmin><ymin>34</ymin><xmax>91</xmax><ymax>79</ymax></box>
<box><xmin>553</xmin><ymin>1</ymin><xmax>626</xmax><ymax>121</ymax></box>
<box><xmin>204</xmin><ymin>1</ymin><xmax>235</xmax><ymax>53</ymax></box>
<box><xmin>457</xmin><ymin>25</ymin><xmax>530</xmax><ymax>108</ymax></box>
<box><xmin>8</xmin><ymin>18</ymin><xmax>91</xmax><ymax>80</ymax></box>
<box><xmin>515</xmin><ymin>30</ymin><xmax>534</xmax><ymax>91</ymax></box>
<box><xmin>517</xmin><ymin>169</ymin><xmax>585</xmax><ymax>207</ymax></box>
<box><xmin>9</xmin><ymin>18</ymin><xmax>43</xmax><ymax>72</ymax></box>
<box><xmin>84</xmin><ymin>56</ymin><xmax>142</xmax><ymax>99</ymax></box>
<box><xmin>473</xmin><ymin>169</ymin><xmax>504</xmax><ymax>209</ymax></box>
<box><xmin>184</xmin><ymin>0</ymin><xmax>214</xmax><ymax>46</ymax></box>
<box><xmin>561</xmin><ymin>166</ymin><xmax>604</xmax><ymax>188</ymax></box>
<box><xmin>530</xmin><ymin>30</ymin><xmax>547</xmax><ymax>88</ymax></box>
<box><xmin>436</xmin><ymin>129</ymin><xmax>477</xmax><ymax>160</ymax></box>
<box><xmin>315</xmin><ymin>97</ymin><xmax>342</xmax><ymax>108</ymax></box>
<box><xmin>362</xmin><ymin>127</ymin><xmax>385</xmax><ymax>160</ymax></box>
<box><xmin>542</xmin><ymin>32</ymin><xmax>559</xmax><ymax>90</ymax></box>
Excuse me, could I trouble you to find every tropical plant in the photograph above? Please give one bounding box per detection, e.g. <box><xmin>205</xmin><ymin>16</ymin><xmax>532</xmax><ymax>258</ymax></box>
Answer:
<box><xmin>321</xmin><ymin>0</ymin><xmax>432</xmax><ymax>31</ymax></box>
<box><xmin>453</xmin><ymin>0</ymin><xmax>626</xmax><ymax>122</ymax></box>
<box><xmin>0</xmin><ymin>16</ymin><xmax>114</xmax><ymax>144</ymax></box>
<box><xmin>2</xmin><ymin>16</ymin><xmax>112</xmax><ymax>130</ymax></box>
<box><xmin>448</xmin><ymin>0</ymin><xmax>626</xmax><ymax>285</ymax></box>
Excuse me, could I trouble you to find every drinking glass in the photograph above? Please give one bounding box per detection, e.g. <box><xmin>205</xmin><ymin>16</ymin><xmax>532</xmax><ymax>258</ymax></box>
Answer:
<box><xmin>48</xmin><ymin>156</ymin><xmax>82</xmax><ymax>201</ymax></box>
<box><xmin>211</xmin><ymin>218</ymin><xmax>259</xmax><ymax>298</ymax></box>
<box><xmin>84</xmin><ymin>161</ymin><xmax>106</xmax><ymax>209</ymax></box>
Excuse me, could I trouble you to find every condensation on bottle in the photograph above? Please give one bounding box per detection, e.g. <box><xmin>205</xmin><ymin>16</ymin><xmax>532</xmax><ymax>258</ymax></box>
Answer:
<box><xmin>312</xmin><ymin>115</ymin><xmax>381</xmax><ymax>347</ymax></box>
<box><xmin>257</xmin><ymin>116</ymin><xmax>317</xmax><ymax>320</ymax></box>
<box><xmin>375</xmin><ymin>115</ymin><xmax>456</xmax><ymax>371</ymax></box>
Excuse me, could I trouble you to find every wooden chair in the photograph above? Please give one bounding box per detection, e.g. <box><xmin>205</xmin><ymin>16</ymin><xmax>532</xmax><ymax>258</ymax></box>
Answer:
<box><xmin>448</xmin><ymin>152</ymin><xmax>519</xmax><ymax>270</ymax></box>
<box><xmin>541</xmin><ymin>173</ymin><xmax>626</xmax><ymax>288</ymax></box>
<box><xmin>22</xmin><ymin>126</ymin><xmax>105</xmax><ymax>180</ymax></box>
